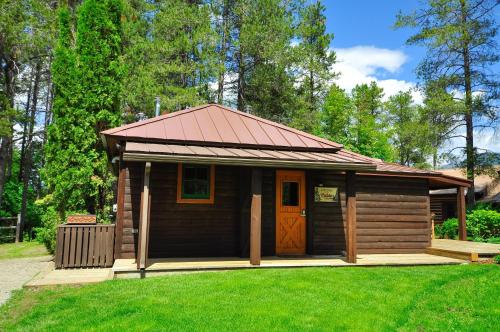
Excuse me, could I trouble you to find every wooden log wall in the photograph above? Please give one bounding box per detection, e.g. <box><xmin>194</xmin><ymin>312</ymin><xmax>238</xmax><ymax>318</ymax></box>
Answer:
<box><xmin>307</xmin><ymin>171</ymin><xmax>346</xmax><ymax>255</ymax></box>
<box><xmin>356</xmin><ymin>176</ymin><xmax>431</xmax><ymax>254</ymax></box>
<box><xmin>429</xmin><ymin>194</ymin><xmax>457</xmax><ymax>224</ymax></box>
<box><xmin>146</xmin><ymin>163</ymin><xmax>245</xmax><ymax>258</ymax></box>
<box><xmin>239</xmin><ymin>168</ymin><xmax>276</xmax><ymax>257</ymax></box>
<box><xmin>118</xmin><ymin>162</ymin><xmax>143</xmax><ymax>259</ymax></box>
<box><xmin>308</xmin><ymin>171</ymin><xmax>431</xmax><ymax>255</ymax></box>
<box><xmin>55</xmin><ymin>224</ymin><xmax>115</xmax><ymax>269</ymax></box>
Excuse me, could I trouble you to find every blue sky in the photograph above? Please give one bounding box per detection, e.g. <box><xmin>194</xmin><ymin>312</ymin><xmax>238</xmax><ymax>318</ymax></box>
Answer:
<box><xmin>323</xmin><ymin>0</ymin><xmax>500</xmax><ymax>154</ymax></box>
<box><xmin>326</xmin><ymin>0</ymin><xmax>423</xmax><ymax>83</ymax></box>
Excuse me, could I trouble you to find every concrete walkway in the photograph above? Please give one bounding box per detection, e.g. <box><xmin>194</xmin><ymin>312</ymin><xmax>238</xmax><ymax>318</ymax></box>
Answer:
<box><xmin>0</xmin><ymin>255</ymin><xmax>52</xmax><ymax>305</ymax></box>
<box><xmin>26</xmin><ymin>268</ymin><xmax>113</xmax><ymax>287</ymax></box>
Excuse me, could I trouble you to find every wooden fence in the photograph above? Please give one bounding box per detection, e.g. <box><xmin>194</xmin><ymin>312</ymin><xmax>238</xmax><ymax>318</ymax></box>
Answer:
<box><xmin>55</xmin><ymin>224</ymin><xmax>115</xmax><ymax>269</ymax></box>
<box><xmin>0</xmin><ymin>216</ymin><xmax>19</xmax><ymax>243</ymax></box>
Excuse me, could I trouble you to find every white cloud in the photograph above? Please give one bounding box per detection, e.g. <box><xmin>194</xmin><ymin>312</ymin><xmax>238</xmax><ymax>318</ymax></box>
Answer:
<box><xmin>443</xmin><ymin>126</ymin><xmax>500</xmax><ymax>157</ymax></box>
<box><xmin>333</xmin><ymin>46</ymin><xmax>423</xmax><ymax>104</ymax></box>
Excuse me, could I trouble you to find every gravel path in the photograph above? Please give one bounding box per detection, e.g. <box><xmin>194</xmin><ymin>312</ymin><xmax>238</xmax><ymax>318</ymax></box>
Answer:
<box><xmin>0</xmin><ymin>255</ymin><xmax>53</xmax><ymax>306</ymax></box>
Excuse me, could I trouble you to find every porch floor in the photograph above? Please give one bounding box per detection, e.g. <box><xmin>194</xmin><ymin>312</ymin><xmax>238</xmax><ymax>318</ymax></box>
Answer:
<box><xmin>112</xmin><ymin>254</ymin><xmax>465</xmax><ymax>276</ymax></box>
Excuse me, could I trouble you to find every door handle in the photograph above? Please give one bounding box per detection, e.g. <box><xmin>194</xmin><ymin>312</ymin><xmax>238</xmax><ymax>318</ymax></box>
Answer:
<box><xmin>300</xmin><ymin>209</ymin><xmax>306</xmax><ymax>217</ymax></box>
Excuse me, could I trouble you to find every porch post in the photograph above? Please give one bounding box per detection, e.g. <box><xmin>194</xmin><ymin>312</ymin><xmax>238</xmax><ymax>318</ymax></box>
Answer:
<box><xmin>457</xmin><ymin>186</ymin><xmax>467</xmax><ymax>241</ymax></box>
<box><xmin>345</xmin><ymin>171</ymin><xmax>357</xmax><ymax>263</ymax></box>
<box><xmin>137</xmin><ymin>162</ymin><xmax>151</xmax><ymax>270</ymax></box>
<box><xmin>250</xmin><ymin>168</ymin><xmax>262</xmax><ymax>265</ymax></box>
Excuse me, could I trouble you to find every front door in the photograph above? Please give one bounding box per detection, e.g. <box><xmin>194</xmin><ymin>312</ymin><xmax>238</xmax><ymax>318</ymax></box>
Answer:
<box><xmin>276</xmin><ymin>170</ymin><xmax>306</xmax><ymax>255</ymax></box>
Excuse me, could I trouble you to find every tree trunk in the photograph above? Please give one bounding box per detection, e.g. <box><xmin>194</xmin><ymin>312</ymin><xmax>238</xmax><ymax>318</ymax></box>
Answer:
<box><xmin>217</xmin><ymin>2</ymin><xmax>229</xmax><ymax>104</ymax></box>
<box><xmin>237</xmin><ymin>42</ymin><xmax>245</xmax><ymax>112</ymax></box>
<box><xmin>19</xmin><ymin>68</ymin><xmax>35</xmax><ymax>182</ymax></box>
<box><xmin>461</xmin><ymin>0</ymin><xmax>475</xmax><ymax>207</ymax></box>
<box><xmin>0</xmin><ymin>59</ymin><xmax>16</xmax><ymax>209</ymax></box>
<box><xmin>19</xmin><ymin>61</ymin><xmax>42</xmax><ymax>241</ymax></box>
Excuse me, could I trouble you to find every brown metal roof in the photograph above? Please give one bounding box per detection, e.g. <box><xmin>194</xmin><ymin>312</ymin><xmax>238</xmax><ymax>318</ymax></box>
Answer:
<box><xmin>101</xmin><ymin>104</ymin><xmax>472</xmax><ymax>188</ymax></box>
<box><xmin>123</xmin><ymin>142</ymin><xmax>376</xmax><ymax>171</ymax></box>
<box><xmin>102</xmin><ymin>104</ymin><xmax>342</xmax><ymax>151</ymax></box>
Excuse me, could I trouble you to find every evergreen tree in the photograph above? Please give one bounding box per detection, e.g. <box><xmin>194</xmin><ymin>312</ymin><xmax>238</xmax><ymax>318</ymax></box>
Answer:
<box><xmin>293</xmin><ymin>0</ymin><xmax>336</xmax><ymax>133</ymax></box>
<box><xmin>233</xmin><ymin>0</ymin><xmax>297</xmax><ymax>122</ymax></box>
<box><xmin>396</xmin><ymin>0</ymin><xmax>500</xmax><ymax>206</ymax></box>
<box><xmin>43</xmin><ymin>0</ymin><xmax>123</xmax><ymax>221</ymax></box>
<box><xmin>385</xmin><ymin>91</ymin><xmax>430</xmax><ymax>167</ymax></box>
<box><xmin>351</xmin><ymin>82</ymin><xmax>393</xmax><ymax>161</ymax></box>
<box><xmin>321</xmin><ymin>84</ymin><xmax>355</xmax><ymax>148</ymax></box>
<box><xmin>421</xmin><ymin>79</ymin><xmax>464</xmax><ymax>169</ymax></box>
<box><xmin>123</xmin><ymin>0</ymin><xmax>217</xmax><ymax>115</ymax></box>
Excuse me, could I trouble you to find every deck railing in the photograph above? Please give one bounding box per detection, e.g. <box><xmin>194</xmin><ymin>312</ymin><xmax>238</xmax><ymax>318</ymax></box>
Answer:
<box><xmin>55</xmin><ymin>224</ymin><xmax>115</xmax><ymax>269</ymax></box>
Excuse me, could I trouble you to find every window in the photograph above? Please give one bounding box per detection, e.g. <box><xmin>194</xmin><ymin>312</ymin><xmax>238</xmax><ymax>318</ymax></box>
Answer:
<box><xmin>177</xmin><ymin>164</ymin><xmax>215</xmax><ymax>204</ymax></box>
<box><xmin>282</xmin><ymin>181</ymin><xmax>299</xmax><ymax>206</ymax></box>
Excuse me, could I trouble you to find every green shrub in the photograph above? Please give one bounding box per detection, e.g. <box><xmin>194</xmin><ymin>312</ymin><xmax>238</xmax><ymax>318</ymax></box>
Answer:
<box><xmin>436</xmin><ymin>209</ymin><xmax>500</xmax><ymax>242</ymax></box>
<box><xmin>34</xmin><ymin>204</ymin><xmax>61</xmax><ymax>254</ymax></box>
<box><xmin>494</xmin><ymin>255</ymin><xmax>500</xmax><ymax>264</ymax></box>
<box><xmin>467</xmin><ymin>209</ymin><xmax>500</xmax><ymax>241</ymax></box>
<box><xmin>435</xmin><ymin>218</ymin><xmax>458</xmax><ymax>239</ymax></box>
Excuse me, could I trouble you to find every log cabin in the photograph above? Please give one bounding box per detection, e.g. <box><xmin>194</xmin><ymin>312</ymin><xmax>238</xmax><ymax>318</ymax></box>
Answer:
<box><xmin>101</xmin><ymin>104</ymin><xmax>471</xmax><ymax>269</ymax></box>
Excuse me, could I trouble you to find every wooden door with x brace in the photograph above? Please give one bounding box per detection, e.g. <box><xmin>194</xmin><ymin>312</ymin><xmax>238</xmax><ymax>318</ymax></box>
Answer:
<box><xmin>275</xmin><ymin>170</ymin><xmax>306</xmax><ymax>255</ymax></box>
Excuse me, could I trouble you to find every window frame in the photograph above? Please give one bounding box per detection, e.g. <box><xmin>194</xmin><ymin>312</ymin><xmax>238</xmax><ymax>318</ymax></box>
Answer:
<box><xmin>176</xmin><ymin>163</ymin><xmax>215</xmax><ymax>204</ymax></box>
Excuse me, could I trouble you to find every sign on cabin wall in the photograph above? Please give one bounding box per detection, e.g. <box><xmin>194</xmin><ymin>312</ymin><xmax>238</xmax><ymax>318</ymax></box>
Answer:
<box><xmin>314</xmin><ymin>186</ymin><xmax>338</xmax><ymax>202</ymax></box>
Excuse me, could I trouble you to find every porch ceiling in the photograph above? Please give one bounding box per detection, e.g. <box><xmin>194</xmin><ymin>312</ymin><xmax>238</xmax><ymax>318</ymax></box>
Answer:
<box><xmin>122</xmin><ymin>142</ymin><xmax>377</xmax><ymax>171</ymax></box>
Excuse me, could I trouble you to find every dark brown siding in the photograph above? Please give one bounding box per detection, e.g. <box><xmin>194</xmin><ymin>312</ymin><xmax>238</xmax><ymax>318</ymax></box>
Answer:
<box><xmin>116</xmin><ymin>164</ymin><xmax>431</xmax><ymax>258</ymax></box>
<box><xmin>148</xmin><ymin>163</ymin><xmax>241</xmax><ymax>258</ymax></box>
<box><xmin>119</xmin><ymin>162</ymin><xmax>143</xmax><ymax>259</ymax></box>
<box><xmin>308</xmin><ymin>172</ymin><xmax>431</xmax><ymax>255</ymax></box>
<box><xmin>356</xmin><ymin>176</ymin><xmax>431</xmax><ymax>254</ymax></box>
<box><xmin>430</xmin><ymin>194</ymin><xmax>457</xmax><ymax>224</ymax></box>
<box><xmin>307</xmin><ymin>170</ymin><xmax>346</xmax><ymax>255</ymax></box>
<box><xmin>239</xmin><ymin>168</ymin><xmax>275</xmax><ymax>257</ymax></box>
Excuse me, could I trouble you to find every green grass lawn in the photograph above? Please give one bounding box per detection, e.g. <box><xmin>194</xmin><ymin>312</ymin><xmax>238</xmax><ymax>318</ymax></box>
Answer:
<box><xmin>0</xmin><ymin>265</ymin><xmax>498</xmax><ymax>331</ymax></box>
<box><xmin>0</xmin><ymin>242</ymin><xmax>49</xmax><ymax>260</ymax></box>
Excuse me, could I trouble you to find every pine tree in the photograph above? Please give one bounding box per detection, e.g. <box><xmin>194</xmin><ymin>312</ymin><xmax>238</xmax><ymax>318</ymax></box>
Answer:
<box><xmin>321</xmin><ymin>84</ymin><xmax>355</xmax><ymax>148</ymax></box>
<box><xmin>293</xmin><ymin>0</ymin><xmax>336</xmax><ymax>133</ymax></box>
<box><xmin>123</xmin><ymin>0</ymin><xmax>217</xmax><ymax>115</ymax></box>
<box><xmin>385</xmin><ymin>91</ymin><xmax>430</xmax><ymax>167</ymax></box>
<box><xmin>396</xmin><ymin>0</ymin><xmax>500</xmax><ymax>206</ymax></box>
<box><xmin>351</xmin><ymin>82</ymin><xmax>393</xmax><ymax>161</ymax></box>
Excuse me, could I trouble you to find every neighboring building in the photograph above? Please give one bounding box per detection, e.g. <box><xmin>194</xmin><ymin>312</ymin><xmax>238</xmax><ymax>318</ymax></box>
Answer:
<box><xmin>430</xmin><ymin>168</ymin><xmax>500</xmax><ymax>223</ymax></box>
<box><xmin>101</xmin><ymin>104</ymin><xmax>471</xmax><ymax>269</ymax></box>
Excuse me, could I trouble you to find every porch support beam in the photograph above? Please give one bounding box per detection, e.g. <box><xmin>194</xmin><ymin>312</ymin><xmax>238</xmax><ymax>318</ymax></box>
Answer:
<box><xmin>137</xmin><ymin>162</ymin><xmax>152</xmax><ymax>270</ymax></box>
<box><xmin>457</xmin><ymin>186</ymin><xmax>467</xmax><ymax>241</ymax></box>
<box><xmin>346</xmin><ymin>171</ymin><xmax>357</xmax><ymax>263</ymax></box>
<box><xmin>250</xmin><ymin>168</ymin><xmax>262</xmax><ymax>266</ymax></box>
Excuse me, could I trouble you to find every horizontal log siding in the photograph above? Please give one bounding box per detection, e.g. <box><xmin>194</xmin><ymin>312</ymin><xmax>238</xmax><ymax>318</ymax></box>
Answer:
<box><xmin>356</xmin><ymin>176</ymin><xmax>431</xmax><ymax>254</ymax></box>
<box><xmin>308</xmin><ymin>171</ymin><xmax>346</xmax><ymax>255</ymax></box>
<box><xmin>119</xmin><ymin>162</ymin><xmax>143</xmax><ymax>259</ymax></box>
<box><xmin>148</xmin><ymin>163</ymin><xmax>241</xmax><ymax>258</ymax></box>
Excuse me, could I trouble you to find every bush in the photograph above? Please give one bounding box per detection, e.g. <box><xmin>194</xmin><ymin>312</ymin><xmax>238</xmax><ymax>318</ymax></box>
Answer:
<box><xmin>494</xmin><ymin>255</ymin><xmax>500</xmax><ymax>264</ymax></box>
<box><xmin>34</xmin><ymin>204</ymin><xmax>61</xmax><ymax>254</ymax></box>
<box><xmin>467</xmin><ymin>209</ymin><xmax>500</xmax><ymax>241</ymax></box>
<box><xmin>435</xmin><ymin>209</ymin><xmax>500</xmax><ymax>242</ymax></box>
<box><xmin>435</xmin><ymin>218</ymin><xmax>458</xmax><ymax>239</ymax></box>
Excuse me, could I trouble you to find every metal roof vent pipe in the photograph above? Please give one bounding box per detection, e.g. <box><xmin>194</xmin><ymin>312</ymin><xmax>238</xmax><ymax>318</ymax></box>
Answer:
<box><xmin>155</xmin><ymin>96</ymin><xmax>161</xmax><ymax>117</ymax></box>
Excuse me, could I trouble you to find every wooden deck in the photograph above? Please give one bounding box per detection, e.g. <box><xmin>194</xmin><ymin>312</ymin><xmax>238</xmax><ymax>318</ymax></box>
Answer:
<box><xmin>427</xmin><ymin>239</ymin><xmax>500</xmax><ymax>261</ymax></box>
<box><xmin>431</xmin><ymin>239</ymin><xmax>500</xmax><ymax>256</ymax></box>
<box><xmin>113</xmin><ymin>254</ymin><xmax>465</xmax><ymax>277</ymax></box>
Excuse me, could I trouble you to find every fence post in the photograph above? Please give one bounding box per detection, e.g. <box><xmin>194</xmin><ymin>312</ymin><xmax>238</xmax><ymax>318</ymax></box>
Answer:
<box><xmin>15</xmin><ymin>213</ymin><xmax>21</xmax><ymax>243</ymax></box>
